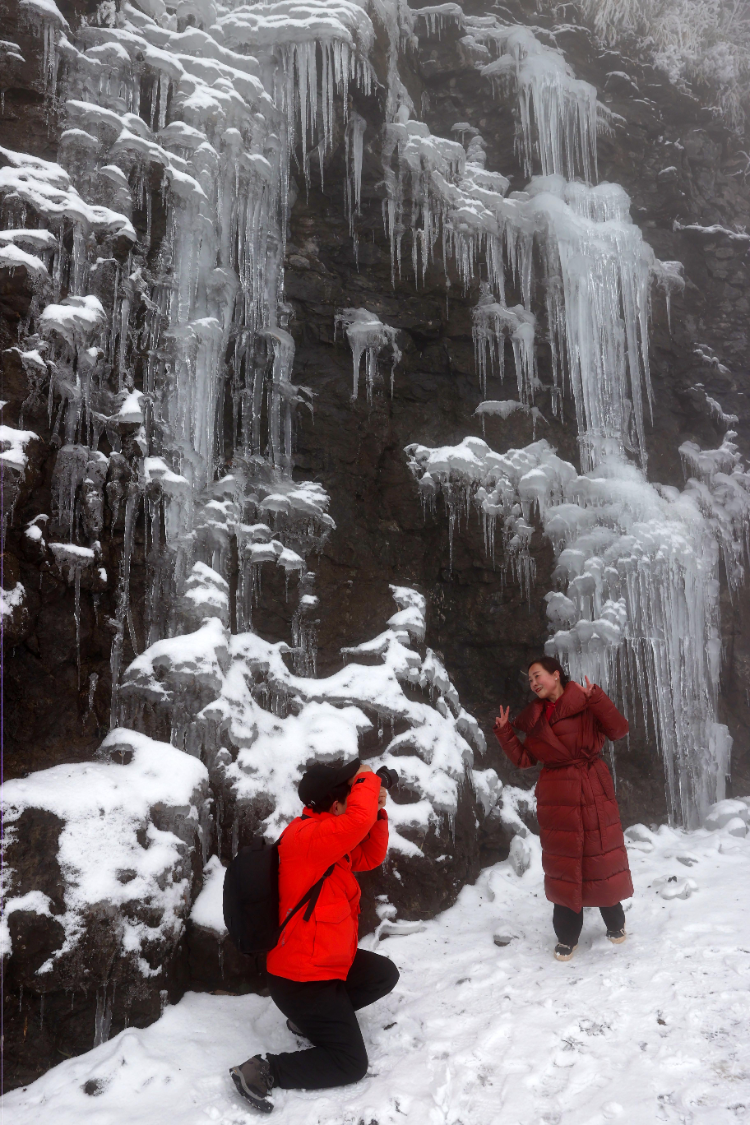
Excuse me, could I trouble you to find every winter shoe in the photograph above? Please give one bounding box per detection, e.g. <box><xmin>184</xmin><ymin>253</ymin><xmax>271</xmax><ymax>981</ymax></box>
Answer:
<box><xmin>607</xmin><ymin>928</ymin><xmax>626</xmax><ymax>944</ymax></box>
<box><xmin>554</xmin><ymin>943</ymin><xmax>577</xmax><ymax>961</ymax></box>
<box><xmin>229</xmin><ymin>1055</ymin><xmax>275</xmax><ymax>1113</ymax></box>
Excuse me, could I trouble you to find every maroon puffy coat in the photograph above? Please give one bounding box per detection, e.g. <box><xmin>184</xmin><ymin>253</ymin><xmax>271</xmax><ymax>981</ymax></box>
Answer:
<box><xmin>494</xmin><ymin>682</ymin><xmax>633</xmax><ymax>912</ymax></box>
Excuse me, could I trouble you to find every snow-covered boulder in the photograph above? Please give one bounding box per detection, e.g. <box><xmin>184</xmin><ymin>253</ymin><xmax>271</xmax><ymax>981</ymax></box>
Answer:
<box><xmin>703</xmin><ymin>798</ymin><xmax>750</xmax><ymax>832</ymax></box>
<box><xmin>117</xmin><ymin>585</ymin><xmax>491</xmax><ymax>934</ymax></box>
<box><xmin>2</xmin><ymin>731</ymin><xmax>210</xmax><ymax>1048</ymax></box>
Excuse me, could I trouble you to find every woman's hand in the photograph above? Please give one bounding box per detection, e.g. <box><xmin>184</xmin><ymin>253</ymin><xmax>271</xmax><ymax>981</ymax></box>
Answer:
<box><xmin>377</xmin><ymin>785</ymin><xmax>387</xmax><ymax>810</ymax></box>
<box><xmin>495</xmin><ymin>705</ymin><xmax>510</xmax><ymax>730</ymax></box>
<box><xmin>581</xmin><ymin>676</ymin><xmax>596</xmax><ymax>700</ymax></box>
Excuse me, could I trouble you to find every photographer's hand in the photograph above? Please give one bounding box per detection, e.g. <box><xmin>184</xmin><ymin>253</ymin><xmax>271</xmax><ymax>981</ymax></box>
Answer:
<box><xmin>377</xmin><ymin>785</ymin><xmax>387</xmax><ymax>809</ymax></box>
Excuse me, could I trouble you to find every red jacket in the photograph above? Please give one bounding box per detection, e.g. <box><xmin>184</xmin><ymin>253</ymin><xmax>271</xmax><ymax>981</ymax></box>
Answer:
<box><xmin>266</xmin><ymin>772</ymin><xmax>388</xmax><ymax>981</ymax></box>
<box><xmin>494</xmin><ymin>682</ymin><xmax>633</xmax><ymax>912</ymax></box>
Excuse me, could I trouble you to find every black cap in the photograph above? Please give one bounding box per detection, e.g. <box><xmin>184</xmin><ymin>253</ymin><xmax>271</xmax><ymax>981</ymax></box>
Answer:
<box><xmin>298</xmin><ymin>758</ymin><xmax>361</xmax><ymax>809</ymax></box>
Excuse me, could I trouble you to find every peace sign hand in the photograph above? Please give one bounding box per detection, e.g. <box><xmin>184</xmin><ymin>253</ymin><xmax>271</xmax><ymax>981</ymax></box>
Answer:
<box><xmin>581</xmin><ymin>676</ymin><xmax>596</xmax><ymax>700</ymax></box>
<box><xmin>495</xmin><ymin>705</ymin><xmax>511</xmax><ymax>730</ymax></box>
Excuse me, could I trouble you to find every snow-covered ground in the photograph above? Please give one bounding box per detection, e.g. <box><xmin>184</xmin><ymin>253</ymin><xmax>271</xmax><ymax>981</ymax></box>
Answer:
<box><xmin>4</xmin><ymin>821</ymin><xmax>750</xmax><ymax>1125</ymax></box>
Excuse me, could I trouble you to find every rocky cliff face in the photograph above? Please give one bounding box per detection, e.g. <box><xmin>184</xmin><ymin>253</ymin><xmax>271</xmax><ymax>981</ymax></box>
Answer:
<box><xmin>1</xmin><ymin>0</ymin><xmax>749</xmax><ymax>1090</ymax></box>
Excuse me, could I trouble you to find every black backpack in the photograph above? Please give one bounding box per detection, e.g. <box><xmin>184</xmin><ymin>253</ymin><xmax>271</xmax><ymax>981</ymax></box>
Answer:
<box><xmin>222</xmin><ymin>829</ymin><xmax>334</xmax><ymax>956</ymax></box>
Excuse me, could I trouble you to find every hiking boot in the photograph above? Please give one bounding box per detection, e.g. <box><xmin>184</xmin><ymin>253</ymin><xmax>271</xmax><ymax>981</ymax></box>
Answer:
<box><xmin>286</xmin><ymin>1019</ymin><xmax>305</xmax><ymax>1037</ymax></box>
<box><xmin>229</xmin><ymin>1055</ymin><xmax>275</xmax><ymax>1113</ymax></box>
<box><xmin>554</xmin><ymin>943</ymin><xmax>576</xmax><ymax>961</ymax></box>
<box><xmin>607</xmin><ymin>928</ymin><xmax>626</xmax><ymax>944</ymax></box>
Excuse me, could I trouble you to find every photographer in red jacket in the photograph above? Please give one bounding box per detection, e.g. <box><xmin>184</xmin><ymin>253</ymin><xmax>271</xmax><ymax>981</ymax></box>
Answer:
<box><xmin>230</xmin><ymin>759</ymin><xmax>397</xmax><ymax>1112</ymax></box>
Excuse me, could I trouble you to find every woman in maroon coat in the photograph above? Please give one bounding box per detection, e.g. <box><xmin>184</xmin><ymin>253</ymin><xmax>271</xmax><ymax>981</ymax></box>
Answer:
<box><xmin>495</xmin><ymin>656</ymin><xmax>633</xmax><ymax>961</ymax></box>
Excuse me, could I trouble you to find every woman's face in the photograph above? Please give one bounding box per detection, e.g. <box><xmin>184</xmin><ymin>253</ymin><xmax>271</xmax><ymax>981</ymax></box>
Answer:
<box><xmin>528</xmin><ymin>663</ymin><xmax>561</xmax><ymax>700</ymax></box>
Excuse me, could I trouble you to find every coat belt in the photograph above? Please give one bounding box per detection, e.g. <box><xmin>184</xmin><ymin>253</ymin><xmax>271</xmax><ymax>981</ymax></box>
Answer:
<box><xmin>542</xmin><ymin>755</ymin><xmax>609</xmax><ymax>851</ymax></box>
<box><xmin>542</xmin><ymin>754</ymin><xmax>601</xmax><ymax>770</ymax></box>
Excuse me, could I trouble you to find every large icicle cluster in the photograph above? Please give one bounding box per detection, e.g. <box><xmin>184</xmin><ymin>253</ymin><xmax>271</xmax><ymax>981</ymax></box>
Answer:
<box><xmin>394</xmin><ymin>17</ymin><xmax>747</xmax><ymax>827</ymax></box>
<box><xmin>405</xmin><ymin>429</ymin><xmax>750</xmax><ymax>826</ymax></box>
<box><xmin>479</xmin><ymin>24</ymin><xmax>603</xmax><ymax>182</ymax></box>
<box><xmin>374</xmin><ymin>22</ymin><xmax>679</xmax><ymax>470</ymax></box>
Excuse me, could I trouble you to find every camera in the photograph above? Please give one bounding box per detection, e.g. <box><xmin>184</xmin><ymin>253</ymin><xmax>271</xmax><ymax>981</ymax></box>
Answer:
<box><xmin>376</xmin><ymin>766</ymin><xmax>399</xmax><ymax>790</ymax></box>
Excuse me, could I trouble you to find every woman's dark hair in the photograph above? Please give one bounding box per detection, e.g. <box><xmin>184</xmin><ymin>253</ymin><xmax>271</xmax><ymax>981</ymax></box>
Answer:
<box><xmin>527</xmin><ymin>656</ymin><xmax>569</xmax><ymax>686</ymax></box>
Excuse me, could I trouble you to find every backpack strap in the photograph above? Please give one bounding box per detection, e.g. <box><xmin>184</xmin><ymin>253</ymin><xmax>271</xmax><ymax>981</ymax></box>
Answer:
<box><xmin>275</xmin><ymin>814</ymin><xmax>338</xmax><ymax>933</ymax></box>
<box><xmin>279</xmin><ymin>864</ymin><xmax>336</xmax><ymax>932</ymax></box>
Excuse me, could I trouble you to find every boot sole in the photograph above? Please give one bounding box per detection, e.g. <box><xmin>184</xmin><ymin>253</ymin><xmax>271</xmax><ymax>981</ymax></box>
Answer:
<box><xmin>554</xmin><ymin>946</ymin><xmax>576</xmax><ymax>961</ymax></box>
<box><xmin>229</xmin><ymin>1068</ymin><xmax>274</xmax><ymax>1114</ymax></box>
<box><xmin>608</xmin><ymin>934</ymin><xmax>627</xmax><ymax>944</ymax></box>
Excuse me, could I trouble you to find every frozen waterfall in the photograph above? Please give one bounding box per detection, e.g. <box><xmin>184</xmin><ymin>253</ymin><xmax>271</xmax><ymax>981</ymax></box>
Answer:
<box><xmin>3</xmin><ymin>0</ymin><xmax>748</xmax><ymax>860</ymax></box>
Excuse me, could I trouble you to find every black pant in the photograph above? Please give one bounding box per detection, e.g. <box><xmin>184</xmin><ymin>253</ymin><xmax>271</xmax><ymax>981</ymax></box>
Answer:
<box><xmin>266</xmin><ymin>949</ymin><xmax>399</xmax><ymax>1090</ymax></box>
<box><xmin>553</xmin><ymin>902</ymin><xmax>625</xmax><ymax>946</ymax></box>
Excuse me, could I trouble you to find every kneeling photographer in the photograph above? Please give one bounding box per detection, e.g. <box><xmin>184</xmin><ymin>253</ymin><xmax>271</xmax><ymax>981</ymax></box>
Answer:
<box><xmin>230</xmin><ymin>759</ymin><xmax>399</xmax><ymax>1112</ymax></box>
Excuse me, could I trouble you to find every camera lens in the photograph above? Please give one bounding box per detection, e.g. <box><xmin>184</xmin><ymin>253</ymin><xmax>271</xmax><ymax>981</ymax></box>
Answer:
<box><xmin>376</xmin><ymin>766</ymin><xmax>398</xmax><ymax>789</ymax></box>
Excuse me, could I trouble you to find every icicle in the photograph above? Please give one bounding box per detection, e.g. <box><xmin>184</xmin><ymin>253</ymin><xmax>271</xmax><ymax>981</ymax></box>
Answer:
<box><xmin>74</xmin><ymin>564</ymin><xmax>82</xmax><ymax>689</ymax></box>
<box><xmin>109</xmin><ymin>485</ymin><xmax>140</xmax><ymax>729</ymax></box>
<box><xmin>93</xmin><ymin>985</ymin><xmax>112</xmax><ymax>1047</ymax></box>
<box><xmin>345</xmin><ymin>112</ymin><xmax>367</xmax><ymax>237</ymax></box>
<box><xmin>335</xmin><ymin>308</ymin><xmax>401</xmax><ymax>401</ymax></box>
<box><xmin>472</xmin><ymin>284</ymin><xmax>536</xmax><ymax>401</ymax></box>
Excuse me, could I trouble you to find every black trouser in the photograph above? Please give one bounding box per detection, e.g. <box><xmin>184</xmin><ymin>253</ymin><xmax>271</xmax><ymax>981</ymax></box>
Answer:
<box><xmin>266</xmin><ymin>949</ymin><xmax>399</xmax><ymax>1090</ymax></box>
<box><xmin>553</xmin><ymin>902</ymin><xmax>625</xmax><ymax>946</ymax></box>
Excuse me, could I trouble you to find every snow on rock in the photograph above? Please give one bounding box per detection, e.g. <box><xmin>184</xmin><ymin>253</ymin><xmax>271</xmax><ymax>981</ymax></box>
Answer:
<box><xmin>0</xmin><ymin>242</ymin><xmax>49</xmax><ymax>280</ymax></box>
<box><xmin>703</xmin><ymin>797</ymin><xmax>750</xmax><ymax>831</ymax></box>
<box><xmin>189</xmin><ymin>855</ymin><xmax>226</xmax><ymax>935</ymax></box>
<box><xmin>220</xmin><ymin>699</ymin><xmax>370</xmax><ymax>838</ymax></box>
<box><xmin>0</xmin><ymin>581</ymin><xmax>26</xmax><ymax>621</ymax></box>
<box><xmin>120</xmin><ymin>615</ymin><xmax>230</xmax><ymax>707</ymax></box>
<box><xmin>0</xmin><ymin>581</ymin><xmax>29</xmax><ymax>646</ymax></box>
<box><xmin>0</xmin><ymin>146</ymin><xmax>136</xmax><ymax>240</ymax></box>
<box><xmin>179</xmin><ymin>562</ymin><xmax>230</xmax><ymax>628</ymax></box>
<box><xmin>5</xmin><ymin>821</ymin><xmax>750</xmax><ymax>1123</ymax></box>
<box><xmin>0</xmin><ymin>423</ymin><xmax>39</xmax><ymax>473</ymax></box>
<box><xmin>121</xmin><ymin>584</ymin><xmax>482</xmax><ymax>859</ymax></box>
<box><xmin>1</xmin><ymin>729</ymin><xmax>210</xmax><ymax>979</ymax></box>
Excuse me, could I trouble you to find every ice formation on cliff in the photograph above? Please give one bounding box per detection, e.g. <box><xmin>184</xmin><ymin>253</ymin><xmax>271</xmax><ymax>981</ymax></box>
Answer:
<box><xmin>335</xmin><ymin>307</ymin><xmax>402</xmax><ymax>400</ymax></box>
<box><xmin>2</xmin><ymin>0</ymin><xmax>748</xmax><ymax>1018</ymax></box>
<box><xmin>397</xmin><ymin>15</ymin><xmax>747</xmax><ymax>827</ymax></box>
<box><xmin>405</xmin><ymin>430</ymin><xmax>750</xmax><ymax>825</ymax></box>
<box><xmin>1</xmin><ymin>0</ymin><xmax>495</xmax><ymax>1005</ymax></box>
